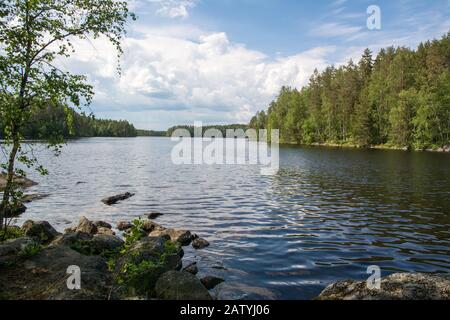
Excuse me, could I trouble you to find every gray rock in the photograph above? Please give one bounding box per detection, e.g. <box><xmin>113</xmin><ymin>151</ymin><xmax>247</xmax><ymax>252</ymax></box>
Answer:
<box><xmin>0</xmin><ymin>173</ymin><xmax>37</xmax><ymax>191</ymax></box>
<box><xmin>183</xmin><ymin>262</ymin><xmax>199</xmax><ymax>275</ymax></box>
<box><xmin>3</xmin><ymin>203</ymin><xmax>27</xmax><ymax>218</ymax></box>
<box><xmin>192</xmin><ymin>237</ymin><xmax>209</xmax><ymax>249</ymax></box>
<box><xmin>93</xmin><ymin>221</ymin><xmax>112</xmax><ymax>229</ymax></box>
<box><xmin>90</xmin><ymin>234</ymin><xmax>124</xmax><ymax>253</ymax></box>
<box><xmin>117</xmin><ymin>221</ymin><xmax>133</xmax><ymax>231</ymax></box>
<box><xmin>149</xmin><ymin>228</ymin><xmax>192</xmax><ymax>246</ymax></box>
<box><xmin>101</xmin><ymin>192</ymin><xmax>134</xmax><ymax>205</ymax></box>
<box><xmin>50</xmin><ymin>231</ymin><xmax>93</xmax><ymax>247</ymax></box>
<box><xmin>75</xmin><ymin>216</ymin><xmax>97</xmax><ymax>235</ymax></box>
<box><xmin>22</xmin><ymin>220</ymin><xmax>60</xmax><ymax>243</ymax></box>
<box><xmin>141</xmin><ymin>220</ymin><xmax>163</xmax><ymax>233</ymax></box>
<box><xmin>96</xmin><ymin>227</ymin><xmax>115</xmax><ymax>236</ymax></box>
<box><xmin>155</xmin><ymin>271</ymin><xmax>212</xmax><ymax>300</ymax></box>
<box><xmin>147</xmin><ymin>212</ymin><xmax>163</xmax><ymax>219</ymax></box>
<box><xmin>317</xmin><ymin>273</ymin><xmax>450</xmax><ymax>300</ymax></box>
<box><xmin>0</xmin><ymin>237</ymin><xmax>37</xmax><ymax>259</ymax></box>
<box><xmin>0</xmin><ymin>245</ymin><xmax>113</xmax><ymax>300</ymax></box>
<box><xmin>201</xmin><ymin>276</ymin><xmax>225</xmax><ymax>290</ymax></box>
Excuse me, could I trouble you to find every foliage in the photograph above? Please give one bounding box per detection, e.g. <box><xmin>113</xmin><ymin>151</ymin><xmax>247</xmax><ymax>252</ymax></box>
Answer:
<box><xmin>250</xmin><ymin>32</ymin><xmax>450</xmax><ymax>150</ymax></box>
<box><xmin>17</xmin><ymin>242</ymin><xmax>42</xmax><ymax>258</ymax></box>
<box><xmin>0</xmin><ymin>0</ymin><xmax>135</xmax><ymax>228</ymax></box>
<box><xmin>0</xmin><ymin>226</ymin><xmax>24</xmax><ymax>242</ymax></box>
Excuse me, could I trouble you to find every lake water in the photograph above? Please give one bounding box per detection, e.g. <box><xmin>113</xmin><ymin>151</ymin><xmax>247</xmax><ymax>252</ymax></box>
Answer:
<box><xmin>12</xmin><ymin>137</ymin><xmax>450</xmax><ymax>299</ymax></box>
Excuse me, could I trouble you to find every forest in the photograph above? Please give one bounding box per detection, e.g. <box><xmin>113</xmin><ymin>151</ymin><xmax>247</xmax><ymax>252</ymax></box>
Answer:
<box><xmin>0</xmin><ymin>104</ymin><xmax>138</xmax><ymax>139</ymax></box>
<box><xmin>249</xmin><ymin>32</ymin><xmax>450</xmax><ymax>150</ymax></box>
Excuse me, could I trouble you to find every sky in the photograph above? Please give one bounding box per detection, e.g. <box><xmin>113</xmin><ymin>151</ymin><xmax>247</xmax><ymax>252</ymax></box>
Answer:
<box><xmin>65</xmin><ymin>0</ymin><xmax>450</xmax><ymax>130</ymax></box>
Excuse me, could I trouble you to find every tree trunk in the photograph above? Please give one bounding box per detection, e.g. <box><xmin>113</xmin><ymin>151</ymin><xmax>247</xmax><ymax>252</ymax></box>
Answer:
<box><xmin>0</xmin><ymin>127</ymin><xmax>20</xmax><ymax>231</ymax></box>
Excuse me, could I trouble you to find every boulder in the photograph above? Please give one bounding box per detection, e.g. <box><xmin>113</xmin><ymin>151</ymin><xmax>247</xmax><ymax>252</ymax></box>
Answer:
<box><xmin>141</xmin><ymin>220</ymin><xmax>163</xmax><ymax>233</ymax></box>
<box><xmin>201</xmin><ymin>276</ymin><xmax>225</xmax><ymax>290</ymax></box>
<box><xmin>93</xmin><ymin>221</ymin><xmax>112</xmax><ymax>229</ymax></box>
<box><xmin>96</xmin><ymin>227</ymin><xmax>115</xmax><ymax>236</ymax></box>
<box><xmin>155</xmin><ymin>271</ymin><xmax>212</xmax><ymax>300</ymax></box>
<box><xmin>147</xmin><ymin>212</ymin><xmax>163</xmax><ymax>219</ymax></box>
<box><xmin>50</xmin><ymin>231</ymin><xmax>93</xmax><ymax>247</ymax></box>
<box><xmin>0</xmin><ymin>237</ymin><xmax>37</xmax><ymax>266</ymax></box>
<box><xmin>117</xmin><ymin>221</ymin><xmax>132</xmax><ymax>231</ymax></box>
<box><xmin>317</xmin><ymin>273</ymin><xmax>450</xmax><ymax>300</ymax></box>
<box><xmin>192</xmin><ymin>237</ymin><xmax>209</xmax><ymax>249</ymax></box>
<box><xmin>0</xmin><ymin>173</ymin><xmax>37</xmax><ymax>191</ymax></box>
<box><xmin>90</xmin><ymin>234</ymin><xmax>124</xmax><ymax>253</ymax></box>
<box><xmin>149</xmin><ymin>228</ymin><xmax>192</xmax><ymax>246</ymax></box>
<box><xmin>183</xmin><ymin>262</ymin><xmax>199</xmax><ymax>275</ymax></box>
<box><xmin>0</xmin><ymin>245</ymin><xmax>114</xmax><ymax>300</ymax></box>
<box><xmin>101</xmin><ymin>192</ymin><xmax>134</xmax><ymax>205</ymax></box>
<box><xmin>21</xmin><ymin>220</ymin><xmax>60</xmax><ymax>243</ymax></box>
<box><xmin>75</xmin><ymin>216</ymin><xmax>97</xmax><ymax>235</ymax></box>
<box><xmin>115</xmin><ymin>237</ymin><xmax>183</xmax><ymax>295</ymax></box>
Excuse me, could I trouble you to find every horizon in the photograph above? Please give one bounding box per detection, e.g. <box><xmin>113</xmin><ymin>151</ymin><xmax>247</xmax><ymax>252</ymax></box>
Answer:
<box><xmin>63</xmin><ymin>0</ymin><xmax>450</xmax><ymax>130</ymax></box>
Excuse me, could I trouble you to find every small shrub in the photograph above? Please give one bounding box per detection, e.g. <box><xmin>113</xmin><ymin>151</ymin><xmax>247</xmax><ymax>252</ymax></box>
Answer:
<box><xmin>18</xmin><ymin>243</ymin><xmax>42</xmax><ymax>258</ymax></box>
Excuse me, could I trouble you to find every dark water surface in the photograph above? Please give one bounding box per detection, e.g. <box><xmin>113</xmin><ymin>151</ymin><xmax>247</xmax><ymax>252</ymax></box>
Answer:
<box><xmin>15</xmin><ymin>137</ymin><xmax>450</xmax><ymax>299</ymax></box>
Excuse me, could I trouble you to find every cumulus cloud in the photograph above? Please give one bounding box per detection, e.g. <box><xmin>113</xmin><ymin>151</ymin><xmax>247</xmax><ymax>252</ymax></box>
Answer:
<box><xmin>146</xmin><ymin>0</ymin><xmax>198</xmax><ymax>18</ymax></box>
<box><xmin>62</xmin><ymin>26</ymin><xmax>333</xmax><ymax>128</ymax></box>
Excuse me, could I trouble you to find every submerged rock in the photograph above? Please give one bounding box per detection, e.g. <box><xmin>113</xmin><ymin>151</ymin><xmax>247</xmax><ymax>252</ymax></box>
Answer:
<box><xmin>201</xmin><ymin>276</ymin><xmax>225</xmax><ymax>289</ymax></box>
<box><xmin>101</xmin><ymin>192</ymin><xmax>135</xmax><ymax>205</ymax></box>
<box><xmin>192</xmin><ymin>238</ymin><xmax>209</xmax><ymax>249</ymax></box>
<box><xmin>317</xmin><ymin>273</ymin><xmax>450</xmax><ymax>300</ymax></box>
<box><xmin>155</xmin><ymin>271</ymin><xmax>212</xmax><ymax>300</ymax></box>
<box><xmin>22</xmin><ymin>193</ymin><xmax>50</xmax><ymax>204</ymax></box>
<box><xmin>22</xmin><ymin>220</ymin><xmax>60</xmax><ymax>244</ymax></box>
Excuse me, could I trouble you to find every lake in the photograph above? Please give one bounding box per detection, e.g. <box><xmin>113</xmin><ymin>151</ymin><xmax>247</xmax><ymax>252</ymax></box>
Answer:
<box><xmin>13</xmin><ymin>137</ymin><xmax>450</xmax><ymax>299</ymax></box>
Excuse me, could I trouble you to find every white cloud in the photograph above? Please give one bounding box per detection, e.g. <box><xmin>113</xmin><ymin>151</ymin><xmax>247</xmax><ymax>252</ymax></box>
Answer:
<box><xmin>146</xmin><ymin>0</ymin><xmax>198</xmax><ymax>18</ymax></box>
<box><xmin>63</xmin><ymin>27</ymin><xmax>333</xmax><ymax>128</ymax></box>
<box><xmin>311</xmin><ymin>22</ymin><xmax>363</xmax><ymax>38</ymax></box>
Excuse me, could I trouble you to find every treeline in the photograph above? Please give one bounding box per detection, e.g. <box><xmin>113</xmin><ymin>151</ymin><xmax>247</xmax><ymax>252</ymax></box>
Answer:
<box><xmin>167</xmin><ymin>124</ymin><xmax>248</xmax><ymax>137</ymax></box>
<box><xmin>137</xmin><ymin>129</ymin><xmax>166</xmax><ymax>137</ymax></box>
<box><xmin>250</xmin><ymin>32</ymin><xmax>450</xmax><ymax>149</ymax></box>
<box><xmin>0</xmin><ymin>104</ymin><xmax>138</xmax><ymax>139</ymax></box>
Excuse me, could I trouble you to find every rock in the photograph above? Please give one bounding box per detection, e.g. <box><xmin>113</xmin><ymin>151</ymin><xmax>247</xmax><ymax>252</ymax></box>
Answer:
<box><xmin>101</xmin><ymin>192</ymin><xmax>134</xmax><ymax>205</ymax></box>
<box><xmin>149</xmin><ymin>228</ymin><xmax>191</xmax><ymax>246</ymax></box>
<box><xmin>0</xmin><ymin>237</ymin><xmax>36</xmax><ymax>255</ymax></box>
<box><xmin>90</xmin><ymin>234</ymin><xmax>124</xmax><ymax>253</ymax></box>
<box><xmin>93</xmin><ymin>221</ymin><xmax>112</xmax><ymax>229</ymax></box>
<box><xmin>115</xmin><ymin>237</ymin><xmax>183</xmax><ymax>295</ymax></box>
<box><xmin>147</xmin><ymin>212</ymin><xmax>163</xmax><ymax>219</ymax></box>
<box><xmin>192</xmin><ymin>237</ymin><xmax>209</xmax><ymax>249</ymax></box>
<box><xmin>0</xmin><ymin>245</ymin><xmax>114</xmax><ymax>300</ymax></box>
<box><xmin>21</xmin><ymin>220</ymin><xmax>60</xmax><ymax>243</ymax></box>
<box><xmin>0</xmin><ymin>173</ymin><xmax>37</xmax><ymax>191</ymax></box>
<box><xmin>75</xmin><ymin>216</ymin><xmax>97</xmax><ymax>235</ymax></box>
<box><xmin>2</xmin><ymin>203</ymin><xmax>27</xmax><ymax>218</ymax></box>
<box><xmin>183</xmin><ymin>262</ymin><xmax>198</xmax><ymax>275</ymax></box>
<box><xmin>96</xmin><ymin>227</ymin><xmax>115</xmax><ymax>236</ymax></box>
<box><xmin>316</xmin><ymin>273</ymin><xmax>450</xmax><ymax>300</ymax></box>
<box><xmin>50</xmin><ymin>231</ymin><xmax>93</xmax><ymax>247</ymax></box>
<box><xmin>155</xmin><ymin>271</ymin><xmax>212</xmax><ymax>300</ymax></box>
<box><xmin>141</xmin><ymin>220</ymin><xmax>163</xmax><ymax>233</ymax></box>
<box><xmin>22</xmin><ymin>193</ymin><xmax>50</xmax><ymax>203</ymax></box>
<box><xmin>201</xmin><ymin>276</ymin><xmax>225</xmax><ymax>289</ymax></box>
<box><xmin>117</xmin><ymin>221</ymin><xmax>133</xmax><ymax>231</ymax></box>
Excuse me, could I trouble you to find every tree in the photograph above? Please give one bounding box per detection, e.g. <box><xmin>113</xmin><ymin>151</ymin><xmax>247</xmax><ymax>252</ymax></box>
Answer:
<box><xmin>0</xmin><ymin>0</ymin><xmax>135</xmax><ymax>230</ymax></box>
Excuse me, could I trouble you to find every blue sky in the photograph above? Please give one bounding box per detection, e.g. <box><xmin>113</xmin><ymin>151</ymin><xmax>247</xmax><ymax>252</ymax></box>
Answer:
<box><xmin>68</xmin><ymin>0</ymin><xmax>450</xmax><ymax>130</ymax></box>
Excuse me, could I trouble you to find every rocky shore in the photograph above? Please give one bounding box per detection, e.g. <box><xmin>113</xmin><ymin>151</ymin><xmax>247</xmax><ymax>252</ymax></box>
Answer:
<box><xmin>0</xmin><ymin>216</ymin><xmax>220</xmax><ymax>300</ymax></box>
